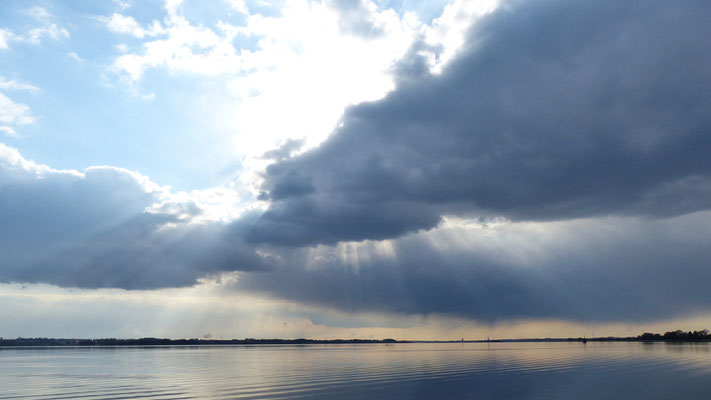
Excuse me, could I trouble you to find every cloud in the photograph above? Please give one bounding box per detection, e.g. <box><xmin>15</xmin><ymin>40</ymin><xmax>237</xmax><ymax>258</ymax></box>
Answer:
<box><xmin>420</xmin><ymin>0</ymin><xmax>500</xmax><ymax>73</ymax></box>
<box><xmin>0</xmin><ymin>126</ymin><xmax>17</xmax><ymax>137</ymax></box>
<box><xmin>0</xmin><ymin>77</ymin><xmax>38</xmax><ymax>137</ymax></box>
<box><xmin>21</xmin><ymin>6</ymin><xmax>52</xmax><ymax>22</ymax></box>
<box><xmin>26</xmin><ymin>24</ymin><xmax>69</xmax><ymax>44</ymax></box>
<box><xmin>0</xmin><ymin>144</ymin><xmax>268</xmax><ymax>289</ymax></box>
<box><xmin>250</xmin><ymin>0</ymin><xmax>711</xmax><ymax>246</ymax></box>
<box><xmin>225</xmin><ymin>0</ymin><xmax>249</xmax><ymax>14</ymax></box>
<box><xmin>237</xmin><ymin>213</ymin><xmax>711</xmax><ymax>322</ymax></box>
<box><xmin>1</xmin><ymin>122</ymin><xmax>710</xmax><ymax>324</ymax></box>
<box><xmin>261</xmin><ymin>138</ymin><xmax>305</xmax><ymax>161</ymax></box>
<box><xmin>0</xmin><ymin>77</ymin><xmax>40</xmax><ymax>92</ymax></box>
<box><xmin>0</xmin><ymin>28</ymin><xmax>17</xmax><ymax>49</ymax></box>
<box><xmin>114</xmin><ymin>0</ymin><xmax>131</xmax><ymax>11</ymax></box>
<box><xmin>100</xmin><ymin>13</ymin><xmax>164</xmax><ymax>38</ymax></box>
<box><xmin>24</xmin><ymin>7</ymin><xmax>69</xmax><ymax>44</ymax></box>
<box><xmin>329</xmin><ymin>0</ymin><xmax>387</xmax><ymax>38</ymax></box>
<box><xmin>108</xmin><ymin>11</ymin><xmax>237</xmax><ymax>80</ymax></box>
<box><xmin>67</xmin><ymin>52</ymin><xmax>83</xmax><ymax>62</ymax></box>
<box><xmin>0</xmin><ymin>8</ymin><xmax>69</xmax><ymax>48</ymax></box>
<box><xmin>0</xmin><ymin>92</ymin><xmax>34</xmax><ymax>126</ymax></box>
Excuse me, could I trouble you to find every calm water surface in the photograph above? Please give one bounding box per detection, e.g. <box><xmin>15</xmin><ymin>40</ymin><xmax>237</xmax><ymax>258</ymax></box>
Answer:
<box><xmin>2</xmin><ymin>342</ymin><xmax>711</xmax><ymax>399</ymax></box>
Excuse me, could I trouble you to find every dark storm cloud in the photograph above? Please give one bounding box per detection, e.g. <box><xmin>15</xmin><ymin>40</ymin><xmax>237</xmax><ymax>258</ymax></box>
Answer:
<box><xmin>3</xmin><ymin>142</ymin><xmax>707</xmax><ymax>323</ymax></box>
<box><xmin>0</xmin><ymin>145</ymin><xmax>269</xmax><ymax>289</ymax></box>
<box><xmin>250</xmin><ymin>0</ymin><xmax>711</xmax><ymax>246</ymax></box>
<box><xmin>238</xmin><ymin>212</ymin><xmax>711</xmax><ymax>322</ymax></box>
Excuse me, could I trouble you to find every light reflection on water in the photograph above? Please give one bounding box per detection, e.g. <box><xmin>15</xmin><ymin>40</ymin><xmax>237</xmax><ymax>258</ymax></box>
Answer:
<box><xmin>1</xmin><ymin>342</ymin><xmax>711</xmax><ymax>399</ymax></box>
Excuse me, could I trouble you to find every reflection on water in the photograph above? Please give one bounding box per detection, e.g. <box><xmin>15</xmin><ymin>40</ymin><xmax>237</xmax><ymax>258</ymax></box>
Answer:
<box><xmin>2</xmin><ymin>342</ymin><xmax>711</xmax><ymax>399</ymax></box>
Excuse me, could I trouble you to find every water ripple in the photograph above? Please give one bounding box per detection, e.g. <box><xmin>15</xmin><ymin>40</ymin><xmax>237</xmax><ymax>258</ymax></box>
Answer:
<box><xmin>2</xmin><ymin>343</ymin><xmax>711</xmax><ymax>399</ymax></box>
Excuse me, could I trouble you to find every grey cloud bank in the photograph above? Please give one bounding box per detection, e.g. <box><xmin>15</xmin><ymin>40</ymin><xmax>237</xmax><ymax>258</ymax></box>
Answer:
<box><xmin>251</xmin><ymin>0</ymin><xmax>711</xmax><ymax>246</ymax></box>
<box><xmin>0</xmin><ymin>144</ymin><xmax>267</xmax><ymax>289</ymax></box>
<box><xmin>238</xmin><ymin>213</ymin><xmax>711</xmax><ymax>322</ymax></box>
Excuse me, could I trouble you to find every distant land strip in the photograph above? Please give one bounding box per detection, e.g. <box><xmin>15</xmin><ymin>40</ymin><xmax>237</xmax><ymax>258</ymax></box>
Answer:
<box><xmin>1</xmin><ymin>330</ymin><xmax>709</xmax><ymax>346</ymax></box>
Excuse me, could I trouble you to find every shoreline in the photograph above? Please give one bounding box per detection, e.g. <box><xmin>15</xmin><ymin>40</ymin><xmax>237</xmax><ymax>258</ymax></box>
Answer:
<box><xmin>2</xmin><ymin>333</ymin><xmax>710</xmax><ymax>347</ymax></box>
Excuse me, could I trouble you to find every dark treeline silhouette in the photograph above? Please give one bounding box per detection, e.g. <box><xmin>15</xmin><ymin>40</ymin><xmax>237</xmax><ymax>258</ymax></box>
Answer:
<box><xmin>638</xmin><ymin>329</ymin><xmax>710</xmax><ymax>342</ymax></box>
<box><xmin>2</xmin><ymin>331</ymin><xmax>710</xmax><ymax>347</ymax></box>
<box><xmin>511</xmin><ymin>329</ymin><xmax>711</xmax><ymax>343</ymax></box>
<box><xmin>0</xmin><ymin>337</ymin><xmax>400</xmax><ymax>347</ymax></box>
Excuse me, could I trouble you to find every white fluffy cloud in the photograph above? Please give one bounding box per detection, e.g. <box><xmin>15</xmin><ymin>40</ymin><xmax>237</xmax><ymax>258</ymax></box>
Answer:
<box><xmin>0</xmin><ymin>77</ymin><xmax>39</xmax><ymax>92</ymax></box>
<box><xmin>225</xmin><ymin>0</ymin><xmax>249</xmax><ymax>14</ymax></box>
<box><xmin>0</xmin><ymin>92</ymin><xmax>34</xmax><ymax>126</ymax></box>
<box><xmin>108</xmin><ymin>8</ymin><xmax>238</xmax><ymax>80</ymax></box>
<box><xmin>0</xmin><ymin>7</ymin><xmax>68</xmax><ymax>49</ymax></box>
<box><xmin>0</xmin><ymin>28</ymin><xmax>16</xmax><ymax>49</ymax></box>
<box><xmin>0</xmin><ymin>126</ymin><xmax>17</xmax><ymax>137</ymax></box>
<box><xmin>26</xmin><ymin>24</ymin><xmax>69</xmax><ymax>44</ymax></box>
<box><xmin>0</xmin><ymin>78</ymin><xmax>38</xmax><ymax>136</ymax></box>
<box><xmin>21</xmin><ymin>6</ymin><xmax>53</xmax><ymax>22</ymax></box>
<box><xmin>67</xmin><ymin>51</ymin><xmax>83</xmax><ymax>62</ymax></box>
<box><xmin>101</xmin><ymin>13</ymin><xmax>164</xmax><ymax>38</ymax></box>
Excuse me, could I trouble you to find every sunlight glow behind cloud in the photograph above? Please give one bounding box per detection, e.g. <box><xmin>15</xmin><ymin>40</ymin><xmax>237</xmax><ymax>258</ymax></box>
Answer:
<box><xmin>103</xmin><ymin>0</ymin><xmax>499</xmax><ymax>205</ymax></box>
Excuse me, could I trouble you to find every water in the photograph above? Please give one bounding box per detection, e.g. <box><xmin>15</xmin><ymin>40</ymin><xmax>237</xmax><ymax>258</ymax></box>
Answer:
<box><xmin>1</xmin><ymin>342</ymin><xmax>710</xmax><ymax>399</ymax></box>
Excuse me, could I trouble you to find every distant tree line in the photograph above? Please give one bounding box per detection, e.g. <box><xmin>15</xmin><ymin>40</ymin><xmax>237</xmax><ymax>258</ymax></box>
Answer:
<box><xmin>0</xmin><ymin>337</ymin><xmax>400</xmax><ymax>347</ymax></box>
<box><xmin>638</xmin><ymin>329</ymin><xmax>710</xmax><ymax>341</ymax></box>
<box><xmin>2</xmin><ymin>331</ymin><xmax>711</xmax><ymax>346</ymax></box>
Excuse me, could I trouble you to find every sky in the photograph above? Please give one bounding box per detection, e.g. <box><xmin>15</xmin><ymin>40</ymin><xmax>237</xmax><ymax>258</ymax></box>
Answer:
<box><xmin>1</xmin><ymin>0</ymin><xmax>711</xmax><ymax>340</ymax></box>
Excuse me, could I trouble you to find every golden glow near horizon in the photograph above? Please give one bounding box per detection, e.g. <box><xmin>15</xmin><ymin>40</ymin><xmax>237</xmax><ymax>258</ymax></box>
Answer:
<box><xmin>2</xmin><ymin>281</ymin><xmax>709</xmax><ymax>340</ymax></box>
